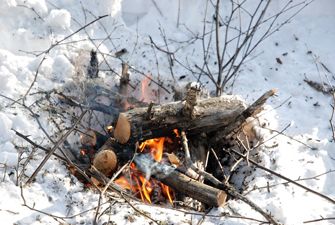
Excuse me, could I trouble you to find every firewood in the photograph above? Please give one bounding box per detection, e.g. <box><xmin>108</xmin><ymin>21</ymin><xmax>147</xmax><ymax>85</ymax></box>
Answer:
<box><xmin>211</xmin><ymin>89</ymin><xmax>277</xmax><ymax>144</ymax></box>
<box><xmin>80</xmin><ymin>129</ymin><xmax>108</xmax><ymax>148</ymax></box>
<box><xmin>113</xmin><ymin>113</ymin><xmax>131</xmax><ymax>144</ymax></box>
<box><xmin>93</xmin><ymin>149</ymin><xmax>118</xmax><ymax>176</ymax></box>
<box><xmin>134</xmin><ymin>154</ymin><xmax>227</xmax><ymax>207</ymax></box>
<box><xmin>113</xmin><ymin>94</ymin><xmax>246</xmax><ymax>144</ymax></box>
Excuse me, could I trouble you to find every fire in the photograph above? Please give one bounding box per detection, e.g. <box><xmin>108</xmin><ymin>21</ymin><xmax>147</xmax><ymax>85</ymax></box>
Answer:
<box><xmin>139</xmin><ymin>138</ymin><xmax>165</xmax><ymax>162</ymax></box>
<box><xmin>140</xmin><ymin>74</ymin><xmax>154</xmax><ymax>103</ymax></box>
<box><xmin>114</xmin><ymin>137</ymin><xmax>174</xmax><ymax>204</ymax></box>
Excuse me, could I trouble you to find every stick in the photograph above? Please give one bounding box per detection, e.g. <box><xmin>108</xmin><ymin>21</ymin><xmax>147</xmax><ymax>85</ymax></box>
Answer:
<box><xmin>26</xmin><ymin>110</ymin><xmax>87</xmax><ymax>184</ymax></box>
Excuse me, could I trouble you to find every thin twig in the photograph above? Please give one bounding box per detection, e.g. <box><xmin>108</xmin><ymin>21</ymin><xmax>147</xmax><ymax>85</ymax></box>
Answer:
<box><xmin>22</xmin><ymin>56</ymin><xmax>47</xmax><ymax>102</ymax></box>
<box><xmin>37</xmin><ymin>15</ymin><xmax>109</xmax><ymax>56</ymax></box>
<box><xmin>245</xmin><ymin>169</ymin><xmax>335</xmax><ymax>195</ymax></box>
<box><xmin>330</xmin><ymin>93</ymin><xmax>335</xmax><ymax>142</ymax></box>
<box><xmin>210</xmin><ymin>148</ymin><xmax>225</xmax><ymax>173</ymax></box>
<box><xmin>303</xmin><ymin>217</ymin><xmax>335</xmax><ymax>224</ymax></box>
<box><xmin>20</xmin><ymin>184</ymin><xmax>111</xmax><ymax>220</ymax></box>
<box><xmin>13</xmin><ymin>130</ymin><xmax>67</xmax><ymax>162</ymax></box>
<box><xmin>122</xmin><ymin>194</ymin><xmax>159</xmax><ymax>225</ymax></box>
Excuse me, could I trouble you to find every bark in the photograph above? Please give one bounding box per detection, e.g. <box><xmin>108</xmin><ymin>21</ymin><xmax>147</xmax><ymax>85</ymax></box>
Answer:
<box><xmin>113</xmin><ymin>94</ymin><xmax>247</xmax><ymax>144</ymax></box>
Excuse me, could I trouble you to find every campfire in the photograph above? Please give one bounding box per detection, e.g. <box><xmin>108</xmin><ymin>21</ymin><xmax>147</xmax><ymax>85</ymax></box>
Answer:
<box><xmin>72</xmin><ymin>69</ymin><xmax>276</xmax><ymax>210</ymax></box>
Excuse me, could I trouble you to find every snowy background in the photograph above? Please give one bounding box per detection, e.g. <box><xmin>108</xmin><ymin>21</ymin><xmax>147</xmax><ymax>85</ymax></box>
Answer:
<box><xmin>0</xmin><ymin>0</ymin><xmax>334</xmax><ymax>224</ymax></box>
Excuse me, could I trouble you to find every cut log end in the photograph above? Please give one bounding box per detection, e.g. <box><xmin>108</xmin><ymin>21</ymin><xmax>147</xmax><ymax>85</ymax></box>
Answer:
<box><xmin>93</xmin><ymin>149</ymin><xmax>118</xmax><ymax>176</ymax></box>
<box><xmin>114</xmin><ymin>113</ymin><xmax>131</xmax><ymax>144</ymax></box>
<box><xmin>216</xmin><ymin>191</ymin><xmax>227</xmax><ymax>207</ymax></box>
<box><xmin>80</xmin><ymin>130</ymin><xmax>97</xmax><ymax>146</ymax></box>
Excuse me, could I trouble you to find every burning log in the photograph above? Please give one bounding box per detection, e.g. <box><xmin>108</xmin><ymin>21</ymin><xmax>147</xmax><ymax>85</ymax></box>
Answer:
<box><xmin>134</xmin><ymin>154</ymin><xmax>227</xmax><ymax>207</ymax></box>
<box><xmin>113</xmin><ymin>94</ymin><xmax>247</xmax><ymax>144</ymax></box>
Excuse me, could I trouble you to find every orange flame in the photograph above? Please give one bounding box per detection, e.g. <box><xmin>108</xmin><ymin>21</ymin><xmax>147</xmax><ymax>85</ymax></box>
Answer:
<box><xmin>173</xmin><ymin>129</ymin><xmax>180</xmax><ymax>137</ymax></box>
<box><xmin>139</xmin><ymin>138</ymin><xmax>165</xmax><ymax>162</ymax></box>
<box><xmin>114</xmin><ymin>176</ymin><xmax>132</xmax><ymax>190</ymax></box>
<box><xmin>140</xmin><ymin>75</ymin><xmax>152</xmax><ymax>103</ymax></box>
<box><xmin>115</xmin><ymin>137</ymin><xmax>174</xmax><ymax>204</ymax></box>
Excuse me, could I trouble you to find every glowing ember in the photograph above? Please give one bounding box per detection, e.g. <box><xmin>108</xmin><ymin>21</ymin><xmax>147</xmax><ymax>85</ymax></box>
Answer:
<box><xmin>173</xmin><ymin>128</ymin><xmax>180</xmax><ymax>137</ymax></box>
<box><xmin>115</xmin><ymin>137</ymin><xmax>174</xmax><ymax>204</ymax></box>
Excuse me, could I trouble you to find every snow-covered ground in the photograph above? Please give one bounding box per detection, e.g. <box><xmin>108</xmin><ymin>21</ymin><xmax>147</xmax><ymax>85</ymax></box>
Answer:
<box><xmin>0</xmin><ymin>0</ymin><xmax>334</xmax><ymax>224</ymax></box>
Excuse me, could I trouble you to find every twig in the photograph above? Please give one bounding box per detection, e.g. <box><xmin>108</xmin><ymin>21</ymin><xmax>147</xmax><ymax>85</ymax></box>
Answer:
<box><xmin>196</xmin><ymin>208</ymin><xmax>211</xmax><ymax>225</ymax></box>
<box><xmin>330</xmin><ymin>93</ymin><xmax>335</xmax><ymax>142</ymax></box>
<box><xmin>37</xmin><ymin>15</ymin><xmax>109</xmax><ymax>56</ymax></box>
<box><xmin>20</xmin><ymin>184</ymin><xmax>66</xmax><ymax>223</ymax></box>
<box><xmin>20</xmin><ymin>183</ymin><xmax>111</xmax><ymax>220</ymax></box>
<box><xmin>26</xmin><ymin>110</ymin><xmax>87</xmax><ymax>184</ymax></box>
<box><xmin>102</xmin><ymin>163</ymin><xmax>130</xmax><ymax>195</ymax></box>
<box><xmin>215</xmin><ymin>0</ymin><xmax>222</xmax><ymax>96</ymax></box>
<box><xmin>260</xmin><ymin>126</ymin><xmax>316</xmax><ymax>150</ymax></box>
<box><xmin>93</xmin><ymin>191</ymin><xmax>103</xmax><ymax>225</ymax></box>
<box><xmin>245</xmin><ymin>169</ymin><xmax>335</xmax><ymax>195</ymax></box>
<box><xmin>303</xmin><ymin>217</ymin><xmax>335</xmax><ymax>224</ymax></box>
<box><xmin>150</xmin><ymin>0</ymin><xmax>163</xmax><ymax>17</ymax></box>
<box><xmin>253</xmin><ymin>123</ymin><xmax>291</xmax><ymax>149</ymax></box>
<box><xmin>226</xmin><ymin>154</ymin><xmax>244</xmax><ymax>184</ymax></box>
<box><xmin>170</xmin><ymin>206</ymin><xmax>269</xmax><ymax>223</ymax></box>
<box><xmin>17</xmin><ymin>4</ymin><xmax>44</xmax><ymax>21</ymax></box>
<box><xmin>22</xmin><ymin>56</ymin><xmax>47</xmax><ymax>102</ymax></box>
<box><xmin>122</xmin><ymin>194</ymin><xmax>159</xmax><ymax>225</ymax></box>
<box><xmin>16</xmin><ymin>145</ymin><xmax>37</xmax><ymax>185</ymax></box>
<box><xmin>228</xmin><ymin>148</ymin><xmax>335</xmax><ymax>205</ymax></box>
<box><xmin>127</xmin><ymin>64</ymin><xmax>171</xmax><ymax>94</ymax></box>
<box><xmin>210</xmin><ymin>148</ymin><xmax>225</xmax><ymax>176</ymax></box>
<box><xmin>13</xmin><ymin>130</ymin><xmax>67</xmax><ymax>162</ymax></box>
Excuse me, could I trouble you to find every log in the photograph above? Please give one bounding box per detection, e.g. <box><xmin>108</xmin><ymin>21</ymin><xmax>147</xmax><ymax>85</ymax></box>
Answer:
<box><xmin>93</xmin><ymin>149</ymin><xmax>118</xmax><ymax>176</ymax></box>
<box><xmin>113</xmin><ymin>94</ymin><xmax>247</xmax><ymax>144</ymax></box>
<box><xmin>80</xmin><ymin>129</ymin><xmax>108</xmax><ymax>148</ymax></box>
<box><xmin>211</xmin><ymin>89</ymin><xmax>277</xmax><ymax>144</ymax></box>
<box><xmin>134</xmin><ymin>154</ymin><xmax>227</xmax><ymax>207</ymax></box>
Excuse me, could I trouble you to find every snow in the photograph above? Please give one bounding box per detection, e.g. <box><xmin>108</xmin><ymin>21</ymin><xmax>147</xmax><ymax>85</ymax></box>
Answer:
<box><xmin>0</xmin><ymin>0</ymin><xmax>335</xmax><ymax>224</ymax></box>
<box><xmin>46</xmin><ymin>9</ymin><xmax>71</xmax><ymax>30</ymax></box>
